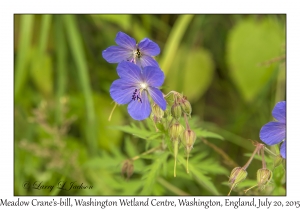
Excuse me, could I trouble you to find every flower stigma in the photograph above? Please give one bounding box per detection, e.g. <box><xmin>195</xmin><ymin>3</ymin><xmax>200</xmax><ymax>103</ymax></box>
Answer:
<box><xmin>140</xmin><ymin>82</ymin><xmax>148</xmax><ymax>90</ymax></box>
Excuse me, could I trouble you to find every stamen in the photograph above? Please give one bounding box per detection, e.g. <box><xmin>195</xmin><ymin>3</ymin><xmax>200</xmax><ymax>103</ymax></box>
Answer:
<box><xmin>136</xmin><ymin>48</ymin><xmax>141</xmax><ymax>58</ymax></box>
<box><xmin>131</xmin><ymin>89</ymin><xmax>142</xmax><ymax>103</ymax></box>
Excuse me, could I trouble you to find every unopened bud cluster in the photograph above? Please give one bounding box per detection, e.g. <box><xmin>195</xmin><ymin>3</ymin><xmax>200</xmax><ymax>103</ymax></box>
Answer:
<box><xmin>166</xmin><ymin>92</ymin><xmax>196</xmax><ymax>176</ymax></box>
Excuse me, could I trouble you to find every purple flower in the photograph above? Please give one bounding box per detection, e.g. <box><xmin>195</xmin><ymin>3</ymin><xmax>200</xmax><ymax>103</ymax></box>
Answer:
<box><xmin>110</xmin><ymin>61</ymin><xmax>166</xmax><ymax>120</ymax></box>
<box><xmin>259</xmin><ymin>101</ymin><xmax>286</xmax><ymax>158</ymax></box>
<box><xmin>102</xmin><ymin>31</ymin><xmax>160</xmax><ymax>68</ymax></box>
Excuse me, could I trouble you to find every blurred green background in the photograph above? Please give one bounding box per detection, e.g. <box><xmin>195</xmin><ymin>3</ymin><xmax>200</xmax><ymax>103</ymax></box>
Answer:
<box><xmin>14</xmin><ymin>14</ymin><xmax>286</xmax><ymax>196</ymax></box>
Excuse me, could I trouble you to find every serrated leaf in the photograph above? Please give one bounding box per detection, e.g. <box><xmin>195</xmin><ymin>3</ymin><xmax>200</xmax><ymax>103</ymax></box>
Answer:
<box><xmin>109</xmin><ymin>123</ymin><xmax>164</xmax><ymax>141</ymax></box>
<box><xmin>177</xmin><ymin>155</ymin><xmax>220</xmax><ymax>195</ymax></box>
<box><xmin>140</xmin><ymin>153</ymin><xmax>169</xmax><ymax>195</ymax></box>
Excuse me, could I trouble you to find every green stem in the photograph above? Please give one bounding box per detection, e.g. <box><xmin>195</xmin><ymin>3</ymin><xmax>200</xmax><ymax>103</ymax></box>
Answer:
<box><xmin>63</xmin><ymin>15</ymin><xmax>97</xmax><ymax>155</ymax></box>
<box><xmin>264</xmin><ymin>146</ymin><xmax>277</xmax><ymax>157</ymax></box>
<box><xmin>157</xmin><ymin>177</ymin><xmax>190</xmax><ymax>195</ymax></box>
<box><xmin>183</xmin><ymin>113</ymin><xmax>190</xmax><ymax>130</ymax></box>
<box><xmin>242</xmin><ymin>145</ymin><xmax>259</xmax><ymax>170</ymax></box>
<box><xmin>131</xmin><ymin>146</ymin><xmax>161</xmax><ymax>161</ymax></box>
<box><xmin>160</xmin><ymin>15</ymin><xmax>194</xmax><ymax>76</ymax></box>
<box><xmin>54</xmin><ymin>15</ymin><xmax>67</xmax><ymax>125</ymax></box>
<box><xmin>261</xmin><ymin>146</ymin><xmax>266</xmax><ymax>169</ymax></box>
<box><xmin>108</xmin><ymin>102</ymin><xmax>117</xmax><ymax>121</ymax></box>
<box><xmin>173</xmin><ymin>139</ymin><xmax>179</xmax><ymax>177</ymax></box>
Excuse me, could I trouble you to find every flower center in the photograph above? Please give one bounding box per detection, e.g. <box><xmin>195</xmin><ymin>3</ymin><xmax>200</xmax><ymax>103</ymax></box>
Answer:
<box><xmin>140</xmin><ymin>83</ymin><xmax>148</xmax><ymax>89</ymax></box>
<box><xmin>135</xmin><ymin>48</ymin><xmax>141</xmax><ymax>58</ymax></box>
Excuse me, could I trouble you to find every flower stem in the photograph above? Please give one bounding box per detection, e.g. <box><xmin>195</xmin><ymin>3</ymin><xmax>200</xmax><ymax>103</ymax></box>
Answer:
<box><xmin>173</xmin><ymin>139</ymin><xmax>179</xmax><ymax>177</ymax></box>
<box><xmin>130</xmin><ymin>145</ymin><xmax>161</xmax><ymax>161</ymax></box>
<box><xmin>242</xmin><ymin>143</ymin><xmax>264</xmax><ymax>170</ymax></box>
<box><xmin>163</xmin><ymin>91</ymin><xmax>178</xmax><ymax>98</ymax></box>
<box><xmin>183</xmin><ymin>113</ymin><xmax>190</xmax><ymax>130</ymax></box>
<box><xmin>264</xmin><ymin>146</ymin><xmax>277</xmax><ymax>157</ymax></box>
<box><xmin>242</xmin><ymin>146</ymin><xmax>259</xmax><ymax>170</ymax></box>
<box><xmin>261</xmin><ymin>145</ymin><xmax>267</xmax><ymax>169</ymax></box>
<box><xmin>186</xmin><ymin>153</ymin><xmax>190</xmax><ymax>174</ymax></box>
<box><xmin>108</xmin><ymin>102</ymin><xmax>117</xmax><ymax>121</ymax></box>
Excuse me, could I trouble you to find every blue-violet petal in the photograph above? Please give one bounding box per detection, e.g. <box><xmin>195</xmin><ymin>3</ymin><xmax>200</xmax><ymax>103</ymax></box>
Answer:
<box><xmin>127</xmin><ymin>91</ymin><xmax>151</xmax><ymax>120</ymax></box>
<box><xmin>259</xmin><ymin>121</ymin><xmax>286</xmax><ymax>145</ymax></box>
<box><xmin>148</xmin><ymin>87</ymin><xmax>167</xmax><ymax>111</ymax></box>
<box><xmin>115</xmin><ymin>31</ymin><xmax>136</xmax><ymax>50</ymax></box>
<box><xmin>143</xmin><ymin>66</ymin><xmax>165</xmax><ymax>87</ymax></box>
<box><xmin>117</xmin><ymin>61</ymin><xmax>142</xmax><ymax>84</ymax></box>
<box><xmin>138</xmin><ymin>38</ymin><xmax>160</xmax><ymax>56</ymax></box>
<box><xmin>102</xmin><ymin>46</ymin><xmax>133</xmax><ymax>63</ymax></box>
<box><xmin>110</xmin><ymin>79</ymin><xmax>135</xmax><ymax>105</ymax></box>
<box><xmin>272</xmin><ymin>101</ymin><xmax>286</xmax><ymax>123</ymax></box>
<box><xmin>280</xmin><ymin>140</ymin><xmax>286</xmax><ymax>158</ymax></box>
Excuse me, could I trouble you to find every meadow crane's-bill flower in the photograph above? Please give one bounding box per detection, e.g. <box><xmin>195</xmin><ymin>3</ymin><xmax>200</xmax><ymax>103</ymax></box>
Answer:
<box><xmin>110</xmin><ymin>61</ymin><xmax>166</xmax><ymax>120</ymax></box>
<box><xmin>102</xmin><ymin>31</ymin><xmax>160</xmax><ymax>68</ymax></box>
<box><xmin>259</xmin><ymin>101</ymin><xmax>286</xmax><ymax>158</ymax></box>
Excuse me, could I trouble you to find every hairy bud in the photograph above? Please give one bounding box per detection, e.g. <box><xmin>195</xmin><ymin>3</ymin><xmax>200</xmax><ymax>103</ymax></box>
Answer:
<box><xmin>121</xmin><ymin>160</ymin><xmax>134</xmax><ymax>180</ymax></box>
<box><xmin>183</xmin><ymin>129</ymin><xmax>196</xmax><ymax>153</ymax></box>
<box><xmin>180</xmin><ymin>99</ymin><xmax>192</xmax><ymax>116</ymax></box>
<box><xmin>169</xmin><ymin>122</ymin><xmax>184</xmax><ymax>140</ymax></box>
<box><xmin>257</xmin><ymin>168</ymin><xmax>272</xmax><ymax>190</ymax></box>
<box><xmin>228</xmin><ymin>167</ymin><xmax>247</xmax><ymax>195</ymax></box>
<box><xmin>171</xmin><ymin>103</ymin><xmax>182</xmax><ymax>120</ymax></box>
<box><xmin>229</xmin><ymin>167</ymin><xmax>248</xmax><ymax>186</ymax></box>
<box><xmin>151</xmin><ymin>103</ymin><xmax>165</xmax><ymax>123</ymax></box>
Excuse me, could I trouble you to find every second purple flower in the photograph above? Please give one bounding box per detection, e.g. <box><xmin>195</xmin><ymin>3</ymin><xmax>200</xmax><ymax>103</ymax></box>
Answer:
<box><xmin>102</xmin><ymin>31</ymin><xmax>160</xmax><ymax>69</ymax></box>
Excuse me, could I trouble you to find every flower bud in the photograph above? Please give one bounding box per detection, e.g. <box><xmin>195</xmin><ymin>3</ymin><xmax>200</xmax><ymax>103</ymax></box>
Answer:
<box><xmin>126</xmin><ymin>163</ymin><xmax>134</xmax><ymax>180</ymax></box>
<box><xmin>121</xmin><ymin>160</ymin><xmax>129</xmax><ymax>177</ymax></box>
<box><xmin>121</xmin><ymin>160</ymin><xmax>134</xmax><ymax>180</ymax></box>
<box><xmin>183</xmin><ymin>129</ymin><xmax>196</xmax><ymax>153</ymax></box>
<box><xmin>151</xmin><ymin>103</ymin><xmax>165</xmax><ymax>123</ymax></box>
<box><xmin>228</xmin><ymin>167</ymin><xmax>247</xmax><ymax>195</ymax></box>
<box><xmin>180</xmin><ymin>99</ymin><xmax>192</xmax><ymax>116</ymax></box>
<box><xmin>229</xmin><ymin>167</ymin><xmax>248</xmax><ymax>186</ymax></box>
<box><xmin>257</xmin><ymin>168</ymin><xmax>272</xmax><ymax>189</ymax></box>
<box><xmin>169</xmin><ymin>122</ymin><xmax>184</xmax><ymax>140</ymax></box>
<box><xmin>171</xmin><ymin>103</ymin><xmax>182</xmax><ymax>120</ymax></box>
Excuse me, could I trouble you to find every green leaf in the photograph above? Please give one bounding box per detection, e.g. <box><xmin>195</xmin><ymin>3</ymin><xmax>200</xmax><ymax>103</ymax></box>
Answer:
<box><xmin>194</xmin><ymin>128</ymin><xmax>224</xmax><ymax>140</ymax></box>
<box><xmin>91</xmin><ymin>14</ymin><xmax>131</xmax><ymax>31</ymax></box>
<box><xmin>140</xmin><ymin>152</ymin><xmax>169</xmax><ymax>195</ymax></box>
<box><xmin>165</xmin><ymin>47</ymin><xmax>215</xmax><ymax>102</ymax></box>
<box><xmin>227</xmin><ymin>17</ymin><xmax>284</xmax><ymax>102</ymax></box>
<box><xmin>109</xmin><ymin>123</ymin><xmax>164</xmax><ymax>141</ymax></box>
<box><xmin>177</xmin><ymin>155</ymin><xmax>220</xmax><ymax>195</ymax></box>
<box><xmin>30</xmin><ymin>49</ymin><xmax>53</xmax><ymax>96</ymax></box>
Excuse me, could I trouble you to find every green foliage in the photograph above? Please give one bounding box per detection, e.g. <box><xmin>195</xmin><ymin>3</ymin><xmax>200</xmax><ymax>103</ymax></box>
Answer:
<box><xmin>227</xmin><ymin>17</ymin><xmax>284</xmax><ymax>102</ymax></box>
<box><xmin>165</xmin><ymin>47</ymin><xmax>215</xmax><ymax>102</ymax></box>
